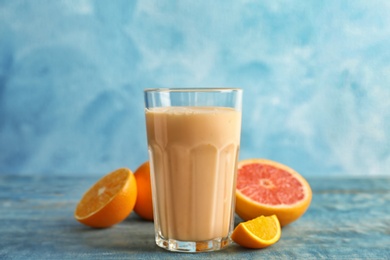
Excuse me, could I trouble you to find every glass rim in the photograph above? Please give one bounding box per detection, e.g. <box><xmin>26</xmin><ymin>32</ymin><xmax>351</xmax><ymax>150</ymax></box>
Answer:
<box><xmin>144</xmin><ymin>87</ymin><xmax>242</xmax><ymax>93</ymax></box>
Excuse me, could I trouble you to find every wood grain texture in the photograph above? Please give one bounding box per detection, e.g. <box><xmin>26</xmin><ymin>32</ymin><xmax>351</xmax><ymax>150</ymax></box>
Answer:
<box><xmin>0</xmin><ymin>175</ymin><xmax>389</xmax><ymax>259</ymax></box>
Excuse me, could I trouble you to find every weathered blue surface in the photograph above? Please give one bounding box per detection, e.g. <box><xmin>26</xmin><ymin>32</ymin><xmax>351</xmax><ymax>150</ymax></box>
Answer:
<box><xmin>0</xmin><ymin>175</ymin><xmax>389</xmax><ymax>259</ymax></box>
<box><xmin>1</xmin><ymin>1</ymin><xmax>390</xmax><ymax>177</ymax></box>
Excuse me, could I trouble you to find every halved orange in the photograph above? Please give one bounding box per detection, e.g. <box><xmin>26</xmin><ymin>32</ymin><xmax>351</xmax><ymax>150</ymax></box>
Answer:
<box><xmin>231</xmin><ymin>215</ymin><xmax>281</xmax><ymax>249</ymax></box>
<box><xmin>235</xmin><ymin>159</ymin><xmax>312</xmax><ymax>226</ymax></box>
<box><xmin>74</xmin><ymin>168</ymin><xmax>137</xmax><ymax>228</ymax></box>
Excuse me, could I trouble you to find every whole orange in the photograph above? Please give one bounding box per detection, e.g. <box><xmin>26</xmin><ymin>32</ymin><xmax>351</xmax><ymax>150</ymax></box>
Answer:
<box><xmin>133</xmin><ymin>161</ymin><xmax>154</xmax><ymax>221</ymax></box>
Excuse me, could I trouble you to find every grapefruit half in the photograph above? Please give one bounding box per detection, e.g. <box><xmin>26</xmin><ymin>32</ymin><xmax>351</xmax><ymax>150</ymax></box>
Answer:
<box><xmin>235</xmin><ymin>159</ymin><xmax>312</xmax><ymax>226</ymax></box>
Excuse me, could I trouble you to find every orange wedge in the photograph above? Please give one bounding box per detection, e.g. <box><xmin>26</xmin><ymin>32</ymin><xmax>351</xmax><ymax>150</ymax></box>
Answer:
<box><xmin>231</xmin><ymin>215</ymin><xmax>281</xmax><ymax>249</ymax></box>
<box><xmin>74</xmin><ymin>168</ymin><xmax>137</xmax><ymax>228</ymax></box>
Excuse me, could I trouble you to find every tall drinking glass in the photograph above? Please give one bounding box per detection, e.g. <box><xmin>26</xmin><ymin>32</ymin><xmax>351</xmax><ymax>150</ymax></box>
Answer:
<box><xmin>144</xmin><ymin>88</ymin><xmax>242</xmax><ymax>252</ymax></box>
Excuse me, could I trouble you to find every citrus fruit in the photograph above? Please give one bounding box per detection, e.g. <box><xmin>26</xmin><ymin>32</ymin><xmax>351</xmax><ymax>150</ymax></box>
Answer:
<box><xmin>74</xmin><ymin>168</ymin><xmax>137</xmax><ymax>228</ymax></box>
<box><xmin>235</xmin><ymin>159</ymin><xmax>312</xmax><ymax>226</ymax></box>
<box><xmin>133</xmin><ymin>161</ymin><xmax>154</xmax><ymax>221</ymax></box>
<box><xmin>231</xmin><ymin>215</ymin><xmax>281</xmax><ymax>249</ymax></box>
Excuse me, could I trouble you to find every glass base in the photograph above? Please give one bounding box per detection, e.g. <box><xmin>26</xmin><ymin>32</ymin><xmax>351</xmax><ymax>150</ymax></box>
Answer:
<box><xmin>155</xmin><ymin>233</ymin><xmax>232</xmax><ymax>253</ymax></box>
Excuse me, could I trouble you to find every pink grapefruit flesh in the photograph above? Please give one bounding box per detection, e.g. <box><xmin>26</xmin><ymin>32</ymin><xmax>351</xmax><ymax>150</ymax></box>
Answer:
<box><xmin>235</xmin><ymin>159</ymin><xmax>312</xmax><ymax>226</ymax></box>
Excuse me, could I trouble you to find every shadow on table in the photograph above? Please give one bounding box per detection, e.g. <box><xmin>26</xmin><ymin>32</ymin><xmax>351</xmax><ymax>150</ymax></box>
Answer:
<box><xmin>67</xmin><ymin>213</ymin><xmax>274</xmax><ymax>257</ymax></box>
<box><xmin>68</xmin><ymin>213</ymin><xmax>161</xmax><ymax>254</ymax></box>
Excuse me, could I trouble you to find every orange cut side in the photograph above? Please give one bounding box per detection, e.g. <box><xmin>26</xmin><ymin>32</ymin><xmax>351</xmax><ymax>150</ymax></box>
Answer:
<box><xmin>235</xmin><ymin>159</ymin><xmax>312</xmax><ymax>226</ymax></box>
<box><xmin>231</xmin><ymin>215</ymin><xmax>281</xmax><ymax>249</ymax></box>
<box><xmin>74</xmin><ymin>168</ymin><xmax>137</xmax><ymax>228</ymax></box>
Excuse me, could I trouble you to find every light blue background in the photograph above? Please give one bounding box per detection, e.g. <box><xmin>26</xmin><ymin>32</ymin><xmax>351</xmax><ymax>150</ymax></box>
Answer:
<box><xmin>1</xmin><ymin>1</ymin><xmax>389</xmax><ymax>177</ymax></box>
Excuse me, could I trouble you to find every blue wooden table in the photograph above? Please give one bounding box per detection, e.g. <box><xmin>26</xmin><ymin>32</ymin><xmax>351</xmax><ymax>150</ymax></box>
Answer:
<box><xmin>0</xmin><ymin>175</ymin><xmax>389</xmax><ymax>259</ymax></box>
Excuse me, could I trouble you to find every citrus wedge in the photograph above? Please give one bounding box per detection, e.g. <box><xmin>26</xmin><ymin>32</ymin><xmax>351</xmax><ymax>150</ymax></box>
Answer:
<box><xmin>74</xmin><ymin>168</ymin><xmax>137</xmax><ymax>228</ymax></box>
<box><xmin>231</xmin><ymin>215</ymin><xmax>281</xmax><ymax>249</ymax></box>
<box><xmin>235</xmin><ymin>159</ymin><xmax>312</xmax><ymax>226</ymax></box>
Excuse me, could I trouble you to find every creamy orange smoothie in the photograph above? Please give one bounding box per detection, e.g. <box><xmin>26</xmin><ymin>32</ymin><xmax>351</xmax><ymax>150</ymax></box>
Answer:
<box><xmin>146</xmin><ymin>106</ymin><xmax>241</xmax><ymax>241</ymax></box>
